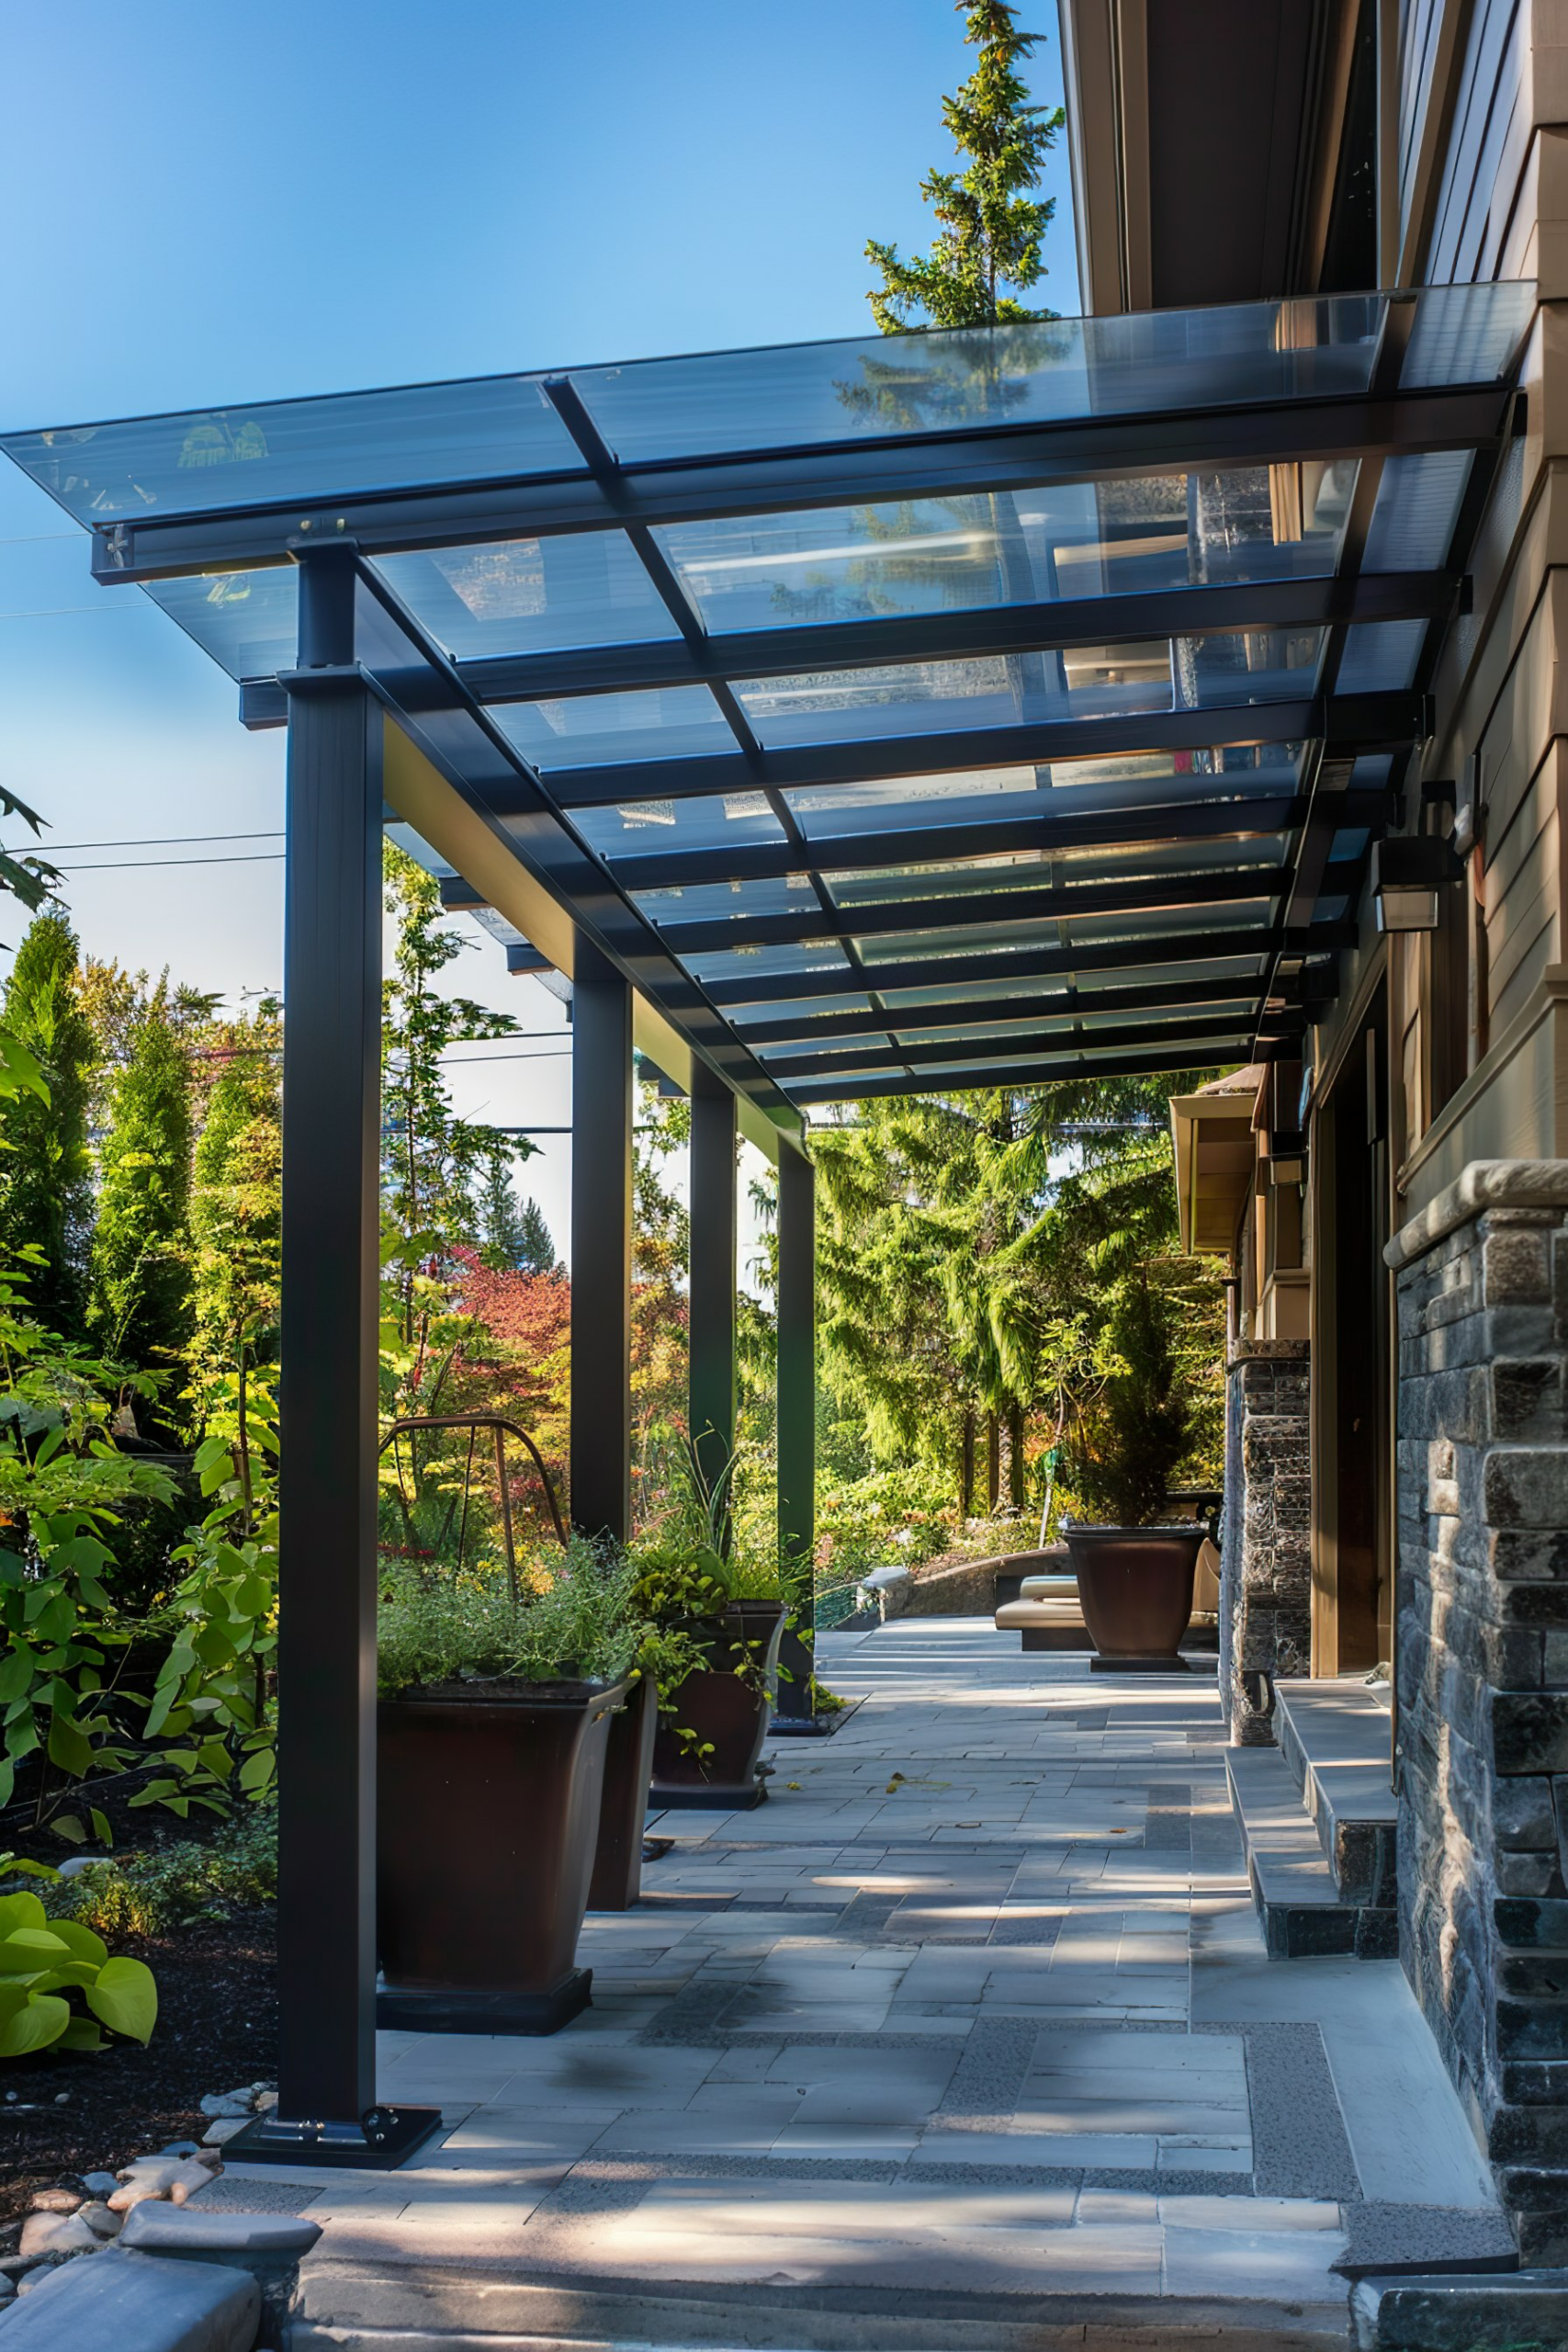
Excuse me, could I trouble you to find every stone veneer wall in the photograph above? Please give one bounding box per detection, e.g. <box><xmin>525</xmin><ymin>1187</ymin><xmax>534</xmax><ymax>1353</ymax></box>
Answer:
<box><xmin>1390</xmin><ymin>1161</ymin><xmax>1568</xmax><ymax>2263</ymax></box>
<box><xmin>1219</xmin><ymin>1340</ymin><xmax>1312</xmax><ymax>1744</ymax></box>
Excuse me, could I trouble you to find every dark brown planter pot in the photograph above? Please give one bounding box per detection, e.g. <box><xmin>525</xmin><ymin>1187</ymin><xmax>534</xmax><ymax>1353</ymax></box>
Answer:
<box><xmin>650</xmin><ymin>1600</ymin><xmax>786</xmax><ymax>1810</ymax></box>
<box><xmin>1063</xmin><ymin>1527</ymin><xmax>1206</xmax><ymax>1671</ymax></box>
<box><xmin>377</xmin><ymin>1674</ymin><xmax>629</xmax><ymax>2033</ymax></box>
<box><xmin>588</xmin><ymin>1673</ymin><xmax>659</xmax><ymax>1911</ymax></box>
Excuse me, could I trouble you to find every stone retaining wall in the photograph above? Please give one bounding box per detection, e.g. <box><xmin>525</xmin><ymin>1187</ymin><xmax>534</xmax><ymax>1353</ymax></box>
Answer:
<box><xmin>1220</xmin><ymin>1341</ymin><xmax>1312</xmax><ymax>1744</ymax></box>
<box><xmin>1388</xmin><ymin>1160</ymin><xmax>1568</xmax><ymax>2263</ymax></box>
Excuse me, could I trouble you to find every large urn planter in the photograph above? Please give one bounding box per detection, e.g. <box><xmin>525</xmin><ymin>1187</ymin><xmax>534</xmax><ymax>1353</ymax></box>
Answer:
<box><xmin>377</xmin><ymin>1674</ymin><xmax>629</xmax><ymax>2033</ymax></box>
<box><xmin>649</xmin><ymin>1600</ymin><xmax>785</xmax><ymax>1810</ymax></box>
<box><xmin>588</xmin><ymin>1674</ymin><xmax>659</xmax><ymax>1911</ymax></box>
<box><xmin>1062</xmin><ymin>1526</ymin><xmax>1206</xmax><ymax>1671</ymax></box>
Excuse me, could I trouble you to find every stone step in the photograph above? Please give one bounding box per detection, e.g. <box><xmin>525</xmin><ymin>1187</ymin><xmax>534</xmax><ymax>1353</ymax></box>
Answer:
<box><xmin>1224</xmin><ymin>1744</ymin><xmax>1398</xmax><ymax>1960</ymax></box>
<box><xmin>1274</xmin><ymin>1679</ymin><xmax>1398</xmax><ymax>1906</ymax></box>
<box><xmin>1349</xmin><ymin>2267</ymin><xmax>1568</xmax><ymax>2348</ymax></box>
<box><xmin>292</xmin><ymin>2260</ymin><xmax>1348</xmax><ymax>2351</ymax></box>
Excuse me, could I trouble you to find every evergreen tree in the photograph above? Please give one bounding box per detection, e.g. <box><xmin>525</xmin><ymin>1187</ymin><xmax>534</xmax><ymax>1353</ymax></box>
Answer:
<box><xmin>0</xmin><ymin>910</ymin><xmax>96</xmax><ymax>1336</ymax></box>
<box><xmin>516</xmin><ymin>1196</ymin><xmax>557</xmax><ymax>1276</ymax></box>
<box><xmin>865</xmin><ymin>1</ymin><xmax>1065</xmax><ymax>332</ymax></box>
<box><xmin>472</xmin><ymin>1149</ymin><xmax>555</xmax><ymax>1274</ymax></box>
<box><xmin>187</xmin><ymin>1006</ymin><xmax>283</xmax><ymax>1398</ymax></box>
<box><xmin>89</xmin><ymin>989</ymin><xmax>195</xmax><ymax>1420</ymax></box>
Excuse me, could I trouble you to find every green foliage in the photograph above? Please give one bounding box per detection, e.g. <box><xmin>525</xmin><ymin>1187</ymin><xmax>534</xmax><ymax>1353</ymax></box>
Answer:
<box><xmin>1060</xmin><ymin>1277</ymin><xmax>1191</xmax><ymax>1526</ymax></box>
<box><xmin>472</xmin><ymin>1147</ymin><xmax>557</xmax><ymax>1275</ymax></box>
<box><xmin>0</xmin><ymin>1860</ymin><xmax>158</xmax><ymax>2059</ymax></box>
<box><xmin>0</xmin><ymin>1259</ymin><xmax>175</xmax><ymax>1821</ymax></box>
<box><xmin>44</xmin><ymin>1808</ymin><xmax>276</xmax><ymax>1938</ymax></box>
<box><xmin>818</xmin><ymin>1464</ymin><xmax>957</xmax><ymax>1586</ymax></box>
<box><xmin>89</xmin><ymin>989</ymin><xmax>194</xmax><ymax>1422</ymax></box>
<box><xmin>865</xmin><ymin>1</ymin><xmax>1065</xmax><ymax>331</ymax></box>
<box><xmin>0</xmin><ymin>913</ymin><xmax>96</xmax><ymax>1339</ymax></box>
<box><xmin>380</xmin><ymin>845</ymin><xmax>532</xmax><ymax>1408</ymax></box>
<box><xmin>188</xmin><ymin>1007</ymin><xmax>282</xmax><ymax>1401</ymax></box>
<box><xmin>141</xmin><ymin>1366</ymin><xmax>278</xmax><ymax>1816</ymax></box>
<box><xmin>378</xmin><ymin>1535</ymin><xmax>639</xmax><ymax>1696</ymax></box>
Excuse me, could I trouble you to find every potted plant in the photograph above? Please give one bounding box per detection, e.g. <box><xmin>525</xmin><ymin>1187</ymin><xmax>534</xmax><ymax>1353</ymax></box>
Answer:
<box><xmin>630</xmin><ymin>1442</ymin><xmax>787</xmax><ymax>1809</ymax></box>
<box><xmin>1060</xmin><ymin>1279</ymin><xmax>1208</xmax><ymax>1671</ymax></box>
<box><xmin>376</xmin><ymin>1536</ymin><xmax>637</xmax><ymax>2031</ymax></box>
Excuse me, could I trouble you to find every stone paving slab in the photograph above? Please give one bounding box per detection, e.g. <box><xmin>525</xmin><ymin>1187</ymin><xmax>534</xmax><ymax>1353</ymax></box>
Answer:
<box><xmin>213</xmin><ymin>1622</ymin><xmax>1511</xmax><ymax>2319</ymax></box>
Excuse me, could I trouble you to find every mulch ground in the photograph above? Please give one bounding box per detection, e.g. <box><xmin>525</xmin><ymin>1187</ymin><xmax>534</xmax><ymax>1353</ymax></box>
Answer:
<box><xmin>0</xmin><ymin>1906</ymin><xmax>277</xmax><ymax>2243</ymax></box>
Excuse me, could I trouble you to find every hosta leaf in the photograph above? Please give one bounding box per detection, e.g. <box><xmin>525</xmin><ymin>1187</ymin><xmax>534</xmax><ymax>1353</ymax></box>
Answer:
<box><xmin>0</xmin><ymin>1991</ymin><xmax>69</xmax><ymax>2055</ymax></box>
<box><xmin>86</xmin><ymin>1955</ymin><xmax>157</xmax><ymax>2043</ymax></box>
<box><xmin>57</xmin><ymin>2016</ymin><xmax>106</xmax><ymax>2052</ymax></box>
<box><xmin>45</xmin><ymin>1917</ymin><xmax>107</xmax><ymax>1968</ymax></box>
<box><xmin>0</xmin><ymin>1890</ymin><xmax>48</xmax><ymax>1937</ymax></box>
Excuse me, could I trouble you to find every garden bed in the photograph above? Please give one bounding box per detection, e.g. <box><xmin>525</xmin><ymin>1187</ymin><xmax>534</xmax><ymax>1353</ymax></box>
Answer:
<box><xmin>0</xmin><ymin>1903</ymin><xmax>276</xmax><ymax>2236</ymax></box>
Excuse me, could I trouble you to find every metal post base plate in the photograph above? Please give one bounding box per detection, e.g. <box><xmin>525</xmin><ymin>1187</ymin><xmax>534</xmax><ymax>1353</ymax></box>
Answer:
<box><xmin>221</xmin><ymin>2104</ymin><xmax>444</xmax><ymax>2169</ymax></box>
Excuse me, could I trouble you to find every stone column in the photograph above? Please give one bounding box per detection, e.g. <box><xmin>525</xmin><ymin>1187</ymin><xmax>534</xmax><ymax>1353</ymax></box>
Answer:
<box><xmin>1388</xmin><ymin>1161</ymin><xmax>1568</xmax><ymax>2263</ymax></box>
<box><xmin>1220</xmin><ymin>1340</ymin><xmax>1312</xmax><ymax>1744</ymax></box>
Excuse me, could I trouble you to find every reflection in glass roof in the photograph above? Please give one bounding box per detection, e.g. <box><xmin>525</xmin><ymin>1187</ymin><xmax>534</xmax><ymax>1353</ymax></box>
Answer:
<box><xmin>654</xmin><ymin>464</ymin><xmax>1348</xmax><ymax>635</ymax></box>
<box><xmin>0</xmin><ymin>277</ymin><xmax>1532</xmax><ymax>1110</ymax></box>
<box><xmin>376</xmin><ymin>534</ymin><xmax>680</xmax><ymax>659</ymax></box>
<box><xmin>570</xmin><ymin>793</ymin><xmax>784</xmax><ymax>859</ymax></box>
<box><xmin>494</xmin><ymin>686</ymin><xmax>731</xmax><ymax>768</ymax></box>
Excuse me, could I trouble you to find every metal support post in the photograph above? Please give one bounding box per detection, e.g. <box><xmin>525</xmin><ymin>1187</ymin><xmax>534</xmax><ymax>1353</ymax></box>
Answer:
<box><xmin>228</xmin><ymin>546</ymin><xmax>438</xmax><ymax>2169</ymax></box>
<box><xmin>570</xmin><ymin>941</ymin><xmax>633</xmax><ymax>1544</ymax></box>
<box><xmin>773</xmin><ymin>1141</ymin><xmax>822</xmax><ymax>1729</ymax></box>
<box><xmin>688</xmin><ymin>1069</ymin><xmax>737</xmax><ymax>1501</ymax></box>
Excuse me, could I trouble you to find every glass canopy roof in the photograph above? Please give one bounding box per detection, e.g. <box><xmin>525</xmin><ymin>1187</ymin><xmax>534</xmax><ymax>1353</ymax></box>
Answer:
<box><xmin>3</xmin><ymin>280</ymin><xmax>1531</xmax><ymax>1117</ymax></box>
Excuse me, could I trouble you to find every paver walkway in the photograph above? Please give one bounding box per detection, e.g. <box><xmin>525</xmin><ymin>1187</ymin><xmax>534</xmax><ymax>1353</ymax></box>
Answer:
<box><xmin>218</xmin><ymin>1620</ymin><xmax>1512</xmax><ymax>2340</ymax></box>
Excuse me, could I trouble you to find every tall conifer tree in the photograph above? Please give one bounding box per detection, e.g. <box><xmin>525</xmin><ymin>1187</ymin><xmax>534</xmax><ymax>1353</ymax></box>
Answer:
<box><xmin>865</xmin><ymin>1</ymin><xmax>1065</xmax><ymax>331</ymax></box>
<box><xmin>0</xmin><ymin>910</ymin><xmax>96</xmax><ymax>1336</ymax></box>
<box><xmin>90</xmin><ymin>991</ymin><xmax>194</xmax><ymax>1419</ymax></box>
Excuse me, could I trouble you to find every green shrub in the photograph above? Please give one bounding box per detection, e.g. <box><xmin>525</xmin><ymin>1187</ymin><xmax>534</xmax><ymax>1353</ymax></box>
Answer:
<box><xmin>45</xmin><ymin>1806</ymin><xmax>277</xmax><ymax>1936</ymax></box>
<box><xmin>378</xmin><ymin>1536</ymin><xmax>639</xmax><ymax>1697</ymax></box>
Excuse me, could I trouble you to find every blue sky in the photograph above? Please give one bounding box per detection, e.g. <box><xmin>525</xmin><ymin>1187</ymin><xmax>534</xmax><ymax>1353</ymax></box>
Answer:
<box><xmin>0</xmin><ymin>0</ymin><xmax>1076</xmax><ymax>1255</ymax></box>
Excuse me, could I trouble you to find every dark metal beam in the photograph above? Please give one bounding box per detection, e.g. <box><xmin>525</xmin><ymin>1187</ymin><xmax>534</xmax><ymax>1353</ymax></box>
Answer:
<box><xmin>702</xmin><ymin>920</ymin><xmax>1354</xmax><ymax>1007</ymax></box>
<box><xmin>688</xmin><ymin>1068</ymin><xmax>738</xmax><ymax>1495</ymax></box>
<box><xmin>790</xmin><ymin>1039</ymin><xmax>1260</xmax><ymax>1105</ymax></box>
<box><xmin>658</xmin><ymin>864</ymin><xmax>1293</xmax><ymax>956</ymax></box>
<box><xmin>94</xmin><ymin>383</ymin><xmax>1511</xmax><ymax>583</ymax></box>
<box><xmin>446</xmin><ymin>571</ymin><xmax>1455</xmax><ymax>706</ymax></box>
<box><xmin>739</xmin><ymin>967</ymin><xmax>1320</xmax><ymax>1048</ymax></box>
<box><xmin>608</xmin><ymin>788</ymin><xmax>1389</xmax><ymax>895</ymax></box>
<box><xmin>570</xmin><ymin>942</ymin><xmax>633</xmax><ymax>1543</ymax></box>
<box><xmin>773</xmin><ymin>1143</ymin><xmax>817</xmax><ymax>1724</ymax></box>
<box><xmin>274</xmin><ymin>551</ymin><xmax>385</xmax><ymax>2139</ymax></box>
<box><xmin>763</xmin><ymin>1008</ymin><xmax>1296</xmax><ymax>1085</ymax></box>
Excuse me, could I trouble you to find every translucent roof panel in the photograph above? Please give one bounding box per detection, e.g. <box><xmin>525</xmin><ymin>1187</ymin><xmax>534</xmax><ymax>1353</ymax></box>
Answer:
<box><xmin>3</xmin><ymin>283</ymin><xmax>1529</xmax><ymax>527</ymax></box>
<box><xmin>570</xmin><ymin>792</ymin><xmax>784</xmax><ymax>861</ymax></box>
<box><xmin>1334</xmin><ymin>617</ymin><xmax>1426</xmax><ymax>693</ymax></box>
<box><xmin>143</xmin><ymin>568</ymin><xmax>299</xmax><ymax>680</ymax></box>
<box><xmin>5</xmin><ymin>377</ymin><xmax>583</xmax><ymax>521</ymax></box>
<box><xmin>736</xmin><ymin>632</ymin><xmax>1322</xmax><ymax>751</ymax></box>
<box><xmin>1362</xmin><ymin>450</ymin><xmax>1471</xmax><ymax>571</ymax></box>
<box><xmin>373</xmin><ymin>533</ymin><xmax>678</xmax><ymax>660</ymax></box>
<box><xmin>779</xmin><ymin>745</ymin><xmax>1306</xmax><ymax>843</ymax></box>
<box><xmin>823</xmin><ymin>834</ymin><xmax>1290</xmax><ymax>911</ymax></box>
<box><xmin>571</xmin><ymin>297</ymin><xmax>1391</xmax><ymax>464</ymax></box>
<box><xmin>653</xmin><ymin>466</ymin><xmax>1344</xmax><ymax>636</ymax></box>
<box><xmin>683</xmin><ymin>941</ymin><xmax>853</xmax><ymax>989</ymax></box>
<box><xmin>493</xmin><ymin>686</ymin><xmax>733</xmax><ymax>770</ymax></box>
<box><xmin>635</xmin><ymin>876</ymin><xmax>821</xmax><ymax>925</ymax></box>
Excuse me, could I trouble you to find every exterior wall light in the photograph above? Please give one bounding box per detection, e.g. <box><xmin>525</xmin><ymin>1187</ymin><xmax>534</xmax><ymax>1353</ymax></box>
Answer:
<box><xmin>1371</xmin><ymin>835</ymin><xmax>1464</xmax><ymax>933</ymax></box>
<box><xmin>1269</xmin><ymin>1130</ymin><xmax>1306</xmax><ymax>1185</ymax></box>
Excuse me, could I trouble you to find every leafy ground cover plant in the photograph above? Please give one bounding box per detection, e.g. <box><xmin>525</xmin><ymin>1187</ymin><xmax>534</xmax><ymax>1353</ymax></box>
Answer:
<box><xmin>43</xmin><ymin>1807</ymin><xmax>276</xmax><ymax>1939</ymax></box>
<box><xmin>0</xmin><ymin>1850</ymin><xmax>157</xmax><ymax>2059</ymax></box>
